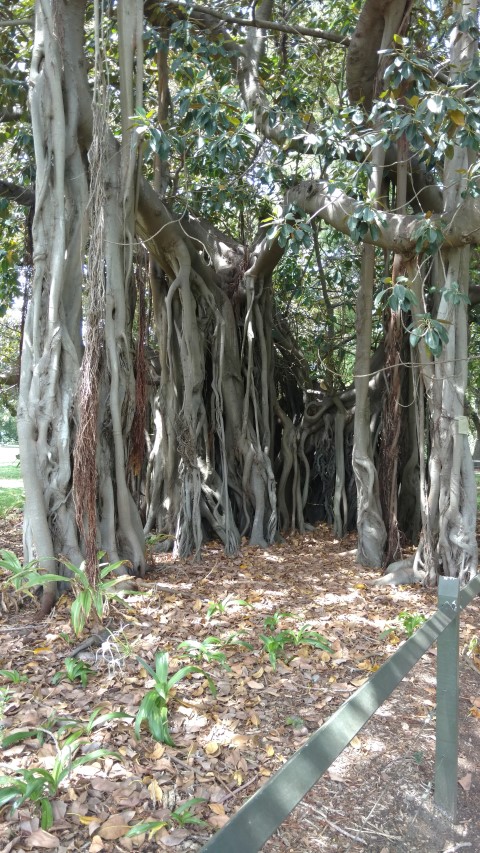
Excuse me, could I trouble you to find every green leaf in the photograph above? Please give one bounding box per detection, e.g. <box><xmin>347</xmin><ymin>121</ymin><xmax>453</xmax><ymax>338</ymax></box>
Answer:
<box><xmin>92</xmin><ymin>588</ymin><xmax>104</xmax><ymax>619</ymax></box>
<box><xmin>135</xmin><ymin>691</ymin><xmax>164</xmax><ymax>739</ymax></box>
<box><xmin>100</xmin><ymin>559</ymin><xmax>128</xmax><ymax>578</ymax></box>
<box><xmin>1</xmin><ymin>729</ymin><xmax>42</xmax><ymax>748</ymax></box>
<box><xmin>154</xmin><ymin>652</ymin><xmax>170</xmax><ymax>685</ymax></box>
<box><xmin>167</xmin><ymin>663</ymin><xmax>200</xmax><ymax>687</ymax></box>
<box><xmin>88</xmin><ymin>710</ymin><xmax>133</xmax><ymax>731</ymax></box>
<box><xmin>136</xmin><ymin>655</ymin><xmax>158</xmax><ymax>682</ymax></box>
<box><xmin>409</xmin><ymin>329</ymin><xmax>422</xmax><ymax>348</ymax></box>
<box><xmin>40</xmin><ymin>797</ymin><xmax>54</xmax><ymax>830</ymax></box>
<box><xmin>136</xmin><ymin>693</ymin><xmax>174</xmax><ymax>745</ymax></box>
<box><xmin>71</xmin><ymin>596</ymin><xmax>86</xmax><ymax>636</ymax></box>
<box><xmin>0</xmin><ymin>669</ymin><xmax>28</xmax><ymax>683</ymax></box>
<box><xmin>432</xmin><ymin>321</ymin><xmax>449</xmax><ymax>344</ymax></box>
<box><xmin>127</xmin><ymin>820</ymin><xmax>168</xmax><ymax>837</ymax></box>
<box><xmin>70</xmin><ymin>748</ymin><xmax>120</xmax><ymax>769</ymax></box>
<box><xmin>0</xmin><ymin>785</ymin><xmax>23</xmax><ymax>807</ymax></box>
<box><xmin>374</xmin><ymin>289</ymin><xmax>388</xmax><ymax>309</ymax></box>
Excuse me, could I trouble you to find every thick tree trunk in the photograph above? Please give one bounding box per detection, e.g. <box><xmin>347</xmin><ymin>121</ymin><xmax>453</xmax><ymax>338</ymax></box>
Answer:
<box><xmin>19</xmin><ymin>0</ymin><xmax>147</xmax><ymax>609</ymax></box>
<box><xmin>18</xmin><ymin>0</ymin><xmax>88</xmax><ymax>611</ymax></box>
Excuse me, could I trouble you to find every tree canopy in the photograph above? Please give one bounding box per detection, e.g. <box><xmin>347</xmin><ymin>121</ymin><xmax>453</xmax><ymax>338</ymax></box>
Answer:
<box><xmin>0</xmin><ymin>0</ymin><xmax>478</xmax><ymax>610</ymax></box>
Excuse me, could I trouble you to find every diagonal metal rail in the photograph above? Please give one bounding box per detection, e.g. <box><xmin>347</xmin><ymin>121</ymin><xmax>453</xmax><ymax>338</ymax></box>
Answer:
<box><xmin>201</xmin><ymin>572</ymin><xmax>480</xmax><ymax>853</ymax></box>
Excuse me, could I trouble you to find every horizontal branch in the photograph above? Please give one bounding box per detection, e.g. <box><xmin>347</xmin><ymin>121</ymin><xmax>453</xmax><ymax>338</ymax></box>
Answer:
<box><xmin>0</xmin><ymin>18</ymin><xmax>33</xmax><ymax>28</ymax></box>
<box><xmin>167</xmin><ymin>3</ymin><xmax>349</xmax><ymax>46</ymax></box>
<box><xmin>288</xmin><ymin>180</ymin><xmax>480</xmax><ymax>253</ymax></box>
<box><xmin>0</xmin><ymin>371</ymin><xmax>19</xmax><ymax>387</ymax></box>
<box><xmin>0</xmin><ymin>110</ymin><xmax>28</xmax><ymax>123</ymax></box>
<box><xmin>0</xmin><ymin>180</ymin><xmax>34</xmax><ymax>207</ymax></box>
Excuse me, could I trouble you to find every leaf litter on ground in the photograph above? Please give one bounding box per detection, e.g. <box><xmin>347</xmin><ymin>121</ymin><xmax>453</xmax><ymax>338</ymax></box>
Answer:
<box><xmin>1</xmin><ymin>521</ymin><xmax>480</xmax><ymax>851</ymax></box>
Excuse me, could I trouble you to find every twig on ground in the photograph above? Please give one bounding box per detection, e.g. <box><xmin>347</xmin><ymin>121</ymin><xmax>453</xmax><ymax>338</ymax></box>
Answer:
<box><xmin>305</xmin><ymin>806</ymin><xmax>368</xmax><ymax>846</ymax></box>
<box><xmin>220</xmin><ymin>773</ymin><xmax>260</xmax><ymax>803</ymax></box>
<box><xmin>170</xmin><ymin>754</ymin><xmax>197</xmax><ymax>774</ymax></box>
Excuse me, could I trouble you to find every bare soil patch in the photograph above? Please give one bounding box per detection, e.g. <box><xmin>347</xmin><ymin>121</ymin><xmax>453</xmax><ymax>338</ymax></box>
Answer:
<box><xmin>1</xmin><ymin>518</ymin><xmax>479</xmax><ymax>852</ymax></box>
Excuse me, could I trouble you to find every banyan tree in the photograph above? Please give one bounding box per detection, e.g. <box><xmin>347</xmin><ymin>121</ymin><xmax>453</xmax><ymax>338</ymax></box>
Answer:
<box><xmin>4</xmin><ymin>0</ymin><xmax>477</xmax><ymax>612</ymax></box>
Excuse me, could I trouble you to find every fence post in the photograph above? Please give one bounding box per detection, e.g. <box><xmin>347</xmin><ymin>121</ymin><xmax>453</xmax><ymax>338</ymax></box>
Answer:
<box><xmin>435</xmin><ymin>576</ymin><xmax>460</xmax><ymax>820</ymax></box>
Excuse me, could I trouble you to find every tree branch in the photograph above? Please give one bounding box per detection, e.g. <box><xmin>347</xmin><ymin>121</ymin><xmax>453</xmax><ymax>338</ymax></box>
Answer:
<box><xmin>145</xmin><ymin>2</ymin><xmax>338</xmax><ymax>153</ymax></box>
<box><xmin>287</xmin><ymin>179</ymin><xmax>480</xmax><ymax>252</ymax></box>
<box><xmin>0</xmin><ymin>110</ymin><xmax>28</xmax><ymax>123</ymax></box>
<box><xmin>163</xmin><ymin>2</ymin><xmax>349</xmax><ymax>46</ymax></box>
<box><xmin>346</xmin><ymin>0</ymin><xmax>412</xmax><ymax>109</ymax></box>
<box><xmin>0</xmin><ymin>18</ymin><xmax>33</xmax><ymax>28</ymax></box>
<box><xmin>0</xmin><ymin>180</ymin><xmax>34</xmax><ymax>207</ymax></box>
<box><xmin>0</xmin><ymin>371</ymin><xmax>19</xmax><ymax>387</ymax></box>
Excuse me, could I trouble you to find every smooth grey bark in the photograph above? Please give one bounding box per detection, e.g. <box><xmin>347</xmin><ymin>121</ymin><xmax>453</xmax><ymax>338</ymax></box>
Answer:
<box><xmin>346</xmin><ymin>0</ymin><xmax>412</xmax><ymax>109</ymax></box>
<box><xmin>20</xmin><ymin>0</ymin><xmax>147</xmax><ymax>610</ymax></box>
<box><xmin>287</xmin><ymin>179</ymin><xmax>480</xmax><ymax>253</ymax></box>
<box><xmin>18</xmin><ymin>0</ymin><xmax>87</xmax><ymax>612</ymax></box>
<box><xmin>19</xmin><ymin>0</ymin><xmax>478</xmax><ymax>596</ymax></box>
<box><xmin>353</xmin><ymin>245</ymin><xmax>387</xmax><ymax>566</ymax></box>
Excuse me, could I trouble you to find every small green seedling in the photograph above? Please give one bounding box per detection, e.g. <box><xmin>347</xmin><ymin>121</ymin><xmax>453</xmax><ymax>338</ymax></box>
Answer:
<box><xmin>286</xmin><ymin>625</ymin><xmax>333</xmax><ymax>649</ymax></box>
<box><xmin>397</xmin><ymin>610</ymin><xmax>426</xmax><ymax>637</ymax></box>
<box><xmin>127</xmin><ymin>819</ymin><xmax>168</xmax><ymax>839</ymax></box>
<box><xmin>223</xmin><ymin>631</ymin><xmax>254</xmax><ymax>650</ymax></box>
<box><xmin>0</xmin><ymin>740</ymin><xmax>119</xmax><ymax>829</ymax></box>
<box><xmin>127</xmin><ymin>797</ymin><xmax>207</xmax><ymax>839</ymax></box>
<box><xmin>285</xmin><ymin>715</ymin><xmax>306</xmax><ymax>730</ymax></box>
<box><xmin>263</xmin><ymin>611</ymin><xmax>294</xmax><ymax>630</ymax></box>
<box><xmin>177</xmin><ymin>637</ymin><xmax>229</xmax><ymax>668</ymax></box>
<box><xmin>379</xmin><ymin>626</ymin><xmax>398</xmax><ymax>641</ymax></box>
<box><xmin>259</xmin><ymin>632</ymin><xmax>288</xmax><ymax>670</ymax></box>
<box><xmin>260</xmin><ymin>625</ymin><xmax>332</xmax><ymax>669</ymax></box>
<box><xmin>170</xmin><ymin>797</ymin><xmax>207</xmax><ymax>827</ymax></box>
<box><xmin>0</xmin><ymin>669</ymin><xmax>28</xmax><ymax>684</ymax></box>
<box><xmin>0</xmin><ymin>549</ymin><xmax>131</xmax><ymax>636</ymax></box>
<box><xmin>63</xmin><ymin>554</ymin><xmax>132</xmax><ymax>635</ymax></box>
<box><xmin>0</xmin><ymin>550</ymin><xmax>43</xmax><ymax>593</ymax></box>
<box><xmin>466</xmin><ymin>635</ymin><xmax>479</xmax><ymax>656</ymax></box>
<box><xmin>52</xmin><ymin>658</ymin><xmax>96</xmax><ymax>688</ymax></box>
<box><xmin>54</xmin><ymin>708</ymin><xmax>133</xmax><ymax>747</ymax></box>
<box><xmin>2</xmin><ymin>708</ymin><xmax>132</xmax><ymax>754</ymax></box>
<box><xmin>135</xmin><ymin>652</ymin><xmax>216</xmax><ymax>745</ymax></box>
<box><xmin>206</xmin><ymin>594</ymin><xmax>252</xmax><ymax>621</ymax></box>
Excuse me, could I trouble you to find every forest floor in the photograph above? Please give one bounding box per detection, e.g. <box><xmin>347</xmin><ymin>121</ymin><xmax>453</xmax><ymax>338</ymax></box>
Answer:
<box><xmin>0</xmin><ymin>502</ymin><xmax>480</xmax><ymax>853</ymax></box>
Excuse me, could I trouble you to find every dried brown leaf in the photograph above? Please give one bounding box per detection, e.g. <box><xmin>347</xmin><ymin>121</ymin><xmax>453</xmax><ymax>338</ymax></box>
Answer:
<box><xmin>458</xmin><ymin>772</ymin><xmax>472</xmax><ymax>791</ymax></box>
<box><xmin>24</xmin><ymin>829</ymin><xmax>60</xmax><ymax>849</ymax></box>
<box><xmin>159</xmin><ymin>828</ymin><xmax>189</xmax><ymax>847</ymax></box>
<box><xmin>208</xmin><ymin>814</ymin><xmax>230</xmax><ymax>829</ymax></box>
<box><xmin>98</xmin><ymin>811</ymin><xmax>135</xmax><ymax>840</ymax></box>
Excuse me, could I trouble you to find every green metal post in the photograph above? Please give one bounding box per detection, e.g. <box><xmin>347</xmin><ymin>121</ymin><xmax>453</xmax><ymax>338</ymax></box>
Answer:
<box><xmin>435</xmin><ymin>576</ymin><xmax>460</xmax><ymax>820</ymax></box>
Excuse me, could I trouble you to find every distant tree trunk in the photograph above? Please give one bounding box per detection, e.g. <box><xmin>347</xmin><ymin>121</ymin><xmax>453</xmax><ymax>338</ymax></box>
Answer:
<box><xmin>353</xmin><ymin>245</ymin><xmax>386</xmax><ymax>566</ymax></box>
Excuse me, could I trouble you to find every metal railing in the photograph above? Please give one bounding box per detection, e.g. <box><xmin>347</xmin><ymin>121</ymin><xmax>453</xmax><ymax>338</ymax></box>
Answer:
<box><xmin>201</xmin><ymin>573</ymin><xmax>480</xmax><ymax>853</ymax></box>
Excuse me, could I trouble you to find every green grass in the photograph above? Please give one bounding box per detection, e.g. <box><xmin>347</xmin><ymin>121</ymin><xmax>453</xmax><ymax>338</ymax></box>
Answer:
<box><xmin>0</xmin><ymin>464</ymin><xmax>21</xmax><ymax>480</ymax></box>
<box><xmin>0</xmin><ymin>487</ymin><xmax>24</xmax><ymax>516</ymax></box>
<box><xmin>0</xmin><ymin>462</ymin><xmax>24</xmax><ymax>517</ymax></box>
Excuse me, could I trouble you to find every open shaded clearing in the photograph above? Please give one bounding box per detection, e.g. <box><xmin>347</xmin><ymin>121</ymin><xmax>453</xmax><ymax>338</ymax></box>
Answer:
<box><xmin>1</xmin><ymin>516</ymin><xmax>480</xmax><ymax>852</ymax></box>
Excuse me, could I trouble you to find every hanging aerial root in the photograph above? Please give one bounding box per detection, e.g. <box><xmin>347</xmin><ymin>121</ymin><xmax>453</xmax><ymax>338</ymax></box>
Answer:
<box><xmin>128</xmin><ymin>249</ymin><xmax>148</xmax><ymax>476</ymax></box>
<box><xmin>73</xmin><ymin>103</ymin><xmax>108</xmax><ymax>586</ymax></box>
